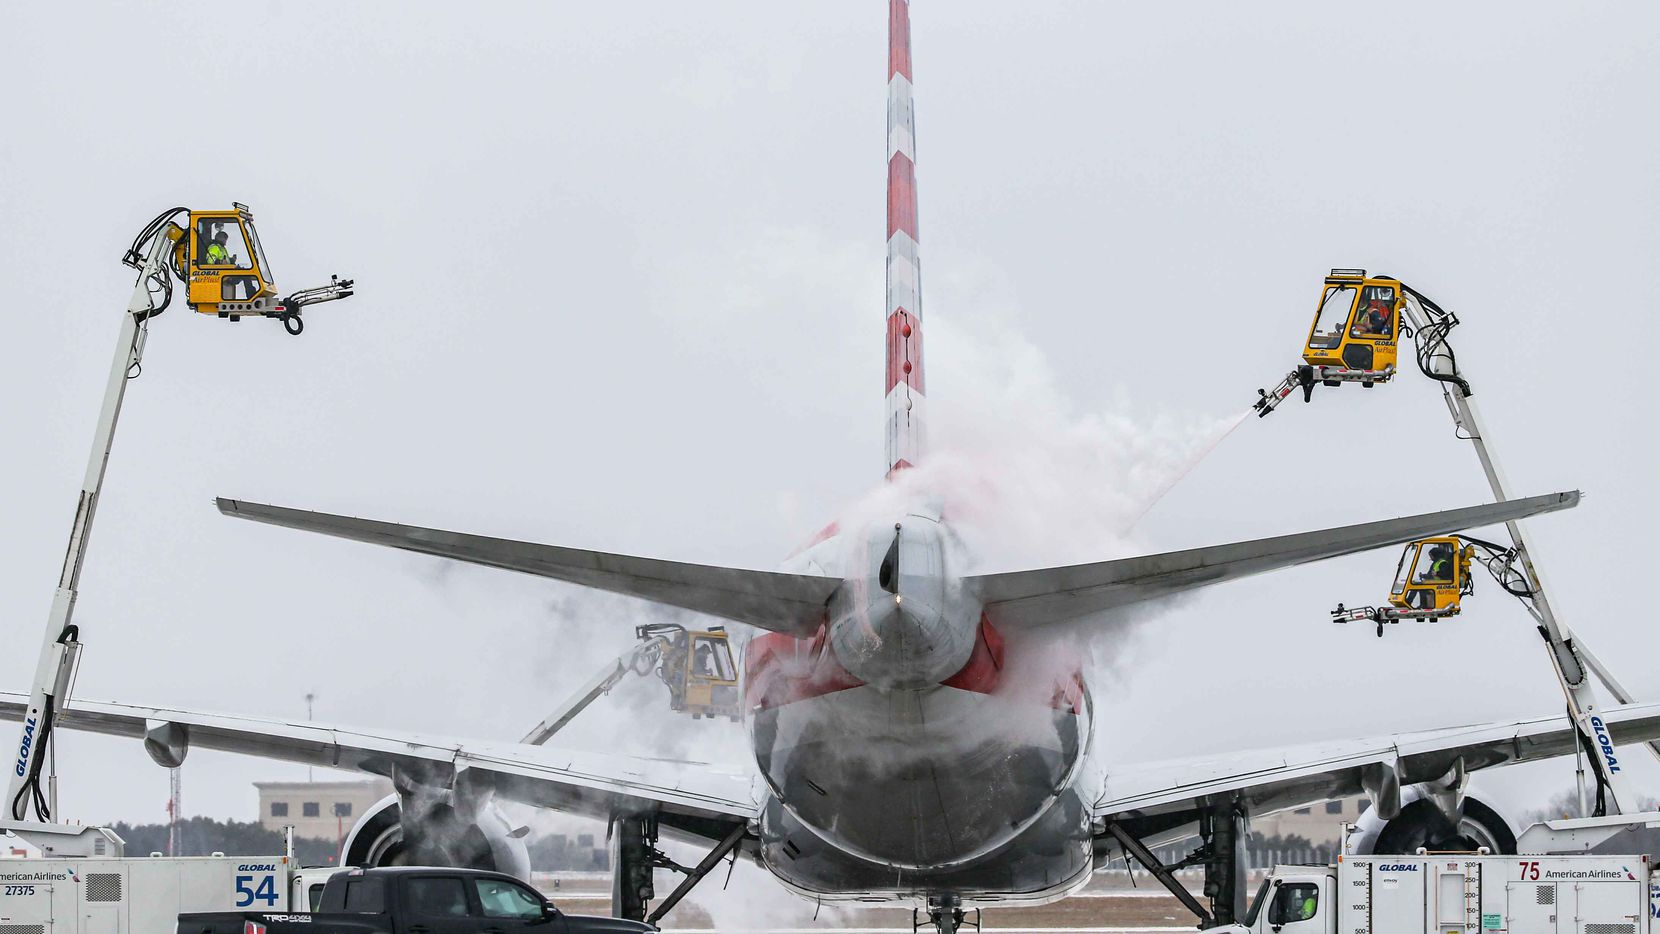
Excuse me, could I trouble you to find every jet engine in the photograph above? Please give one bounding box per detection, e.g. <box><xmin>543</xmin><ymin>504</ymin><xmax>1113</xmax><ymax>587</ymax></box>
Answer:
<box><xmin>1346</xmin><ymin>786</ymin><xmax>1517</xmax><ymax>855</ymax></box>
<box><xmin>341</xmin><ymin>792</ymin><xmax>531</xmax><ymax>879</ymax></box>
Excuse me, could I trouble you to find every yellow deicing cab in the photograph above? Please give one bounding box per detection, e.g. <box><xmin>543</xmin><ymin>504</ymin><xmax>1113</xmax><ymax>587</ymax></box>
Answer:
<box><xmin>1333</xmin><ymin>535</ymin><xmax>1479</xmax><ymax>636</ymax></box>
<box><xmin>179</xmin><ymin>205</ymin><xmax>278</xmax><ymax>312</ymax></box>
<box><xmin>1387</xmin><ymin>536</ymin><xmax>1474</xmax><ymax>616</ymax></box>
<box><xmin>643</xmin><ymin>624</ymin><xmax>741</xmax><ymax>721</ymax></box>
<box><xmin>1303</xmin><ymin>268</ymin><xmax>1403</xmax><ymax>378</ymax></box>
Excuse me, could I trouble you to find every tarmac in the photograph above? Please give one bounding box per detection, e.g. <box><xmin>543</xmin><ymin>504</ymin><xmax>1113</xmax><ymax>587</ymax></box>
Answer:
<box><xmin>532</xmin><ymin>870</ymin><xmax>1205</xmax><ymax>932</ymax></box>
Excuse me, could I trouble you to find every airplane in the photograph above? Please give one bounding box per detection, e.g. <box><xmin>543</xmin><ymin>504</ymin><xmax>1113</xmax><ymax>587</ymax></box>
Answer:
<box><xmin>6</xmin><ymin>3</ymin><xmax>1658</xmax><ymax>932</ymax></box>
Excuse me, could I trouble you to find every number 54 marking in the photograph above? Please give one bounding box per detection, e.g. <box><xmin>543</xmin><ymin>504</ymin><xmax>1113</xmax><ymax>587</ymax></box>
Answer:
<box><xmin>236</xmin><ymin>875</ymin><xmax>279</xmax><ymax>907</ymax></box>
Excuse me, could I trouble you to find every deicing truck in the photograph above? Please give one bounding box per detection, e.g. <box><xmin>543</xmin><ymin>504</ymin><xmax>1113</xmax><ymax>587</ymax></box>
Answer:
<box><xmin>1209</xmin><ymin>854</ymin><xmax>1658</xmax><ymax>934</ymax></box>
<box><xmin>0</xmin><ymin>854</ymin><xmax>342</xmax><ymax>934</ymax></box>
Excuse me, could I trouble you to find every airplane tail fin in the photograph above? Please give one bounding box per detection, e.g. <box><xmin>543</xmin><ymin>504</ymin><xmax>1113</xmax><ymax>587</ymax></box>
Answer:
<box><xmin>216</xmin><ymin>499</ymin><xmax>839</xmax><ymax>636</ymax></box>
<box><xmin>970</xmin><ymin>491</ymin><xmax>1580</xmax><ymax>630</ymax></box>
<box><xmin>885</xmin><ymin>0</ymin><xmax>925</xmax><ymax>478</ymax></box>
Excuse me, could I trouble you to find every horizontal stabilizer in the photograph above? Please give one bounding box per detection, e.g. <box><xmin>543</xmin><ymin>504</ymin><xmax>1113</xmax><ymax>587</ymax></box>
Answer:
<box><xmin>217</xmin><ymin>498</ymin><xmax>839</xmax><ymax>635</ymax></box>
<box><xmin>972</xmin><ymin>491</ymin><xmax>1579</xmax><ymax>630</ymax></box>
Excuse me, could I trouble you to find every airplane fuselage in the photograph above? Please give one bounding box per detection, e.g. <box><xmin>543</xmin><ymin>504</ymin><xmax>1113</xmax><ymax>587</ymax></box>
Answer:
<box><xmin>746</xmin><ymin>509</ymin><xmax>1101</xmax><ymax>905</ymax></box>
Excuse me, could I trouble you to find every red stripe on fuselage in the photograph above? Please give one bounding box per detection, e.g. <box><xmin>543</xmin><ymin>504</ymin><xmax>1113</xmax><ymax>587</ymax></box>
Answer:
<box><xmin>748</xmin><ymin>616</ymin><xmax>1083</xmax><ymax>715</ymax></box>
<box><xmin>745</xmin><ymin>627</ymin><xmax>864</xmax><ymax>712</ymax></box>
<box><xmin>885</xmin><ymin>309</ymin><xmax>925</xmax><ymax>393</ymax></box>
<box><xmin>941</xmin><ymin>615</ymin><xmax>1005</xmax><ymax>693</ymax></box>
<box><xmin>888</xmin><ymin>0</ymin><xmax>913</xmax><ymax>81</ymax></box>
<box><xmin>887</xmin><ymin>153</ymin><xmax>918</xmax><ymax>241</ymax></box>
<box><xmin>943</xmin><ymin>617</ymin><xmax>1083</xmax><ymax>714</ymax></box>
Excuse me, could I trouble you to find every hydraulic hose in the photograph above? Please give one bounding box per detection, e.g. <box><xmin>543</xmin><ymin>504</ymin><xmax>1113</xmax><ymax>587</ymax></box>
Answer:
<box><xmin>1391</xmin><ymin>279</ymin><xmax>1473</xmax><ymax>397</ymax></box>
<box><xmin>124</xmin><ymin>207</ymin><xmax>189</xmax><ymax>321</ymax></box>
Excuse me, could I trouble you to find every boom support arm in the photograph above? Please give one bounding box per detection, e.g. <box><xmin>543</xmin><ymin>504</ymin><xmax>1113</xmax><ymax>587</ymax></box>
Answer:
<box><xmin>4</xmin><ymin>227</ymin><xmax>177</xmax><ymax>830</ymax></box>
<box><xmin>1402</xmin><ymin>288</ymin><xmax>1637</xmax><ymax>814</ymax></box>
<box><xmin>520</xmin><ymin>637</ymin><xmax>670</xmax><ymax>745</ymax></box>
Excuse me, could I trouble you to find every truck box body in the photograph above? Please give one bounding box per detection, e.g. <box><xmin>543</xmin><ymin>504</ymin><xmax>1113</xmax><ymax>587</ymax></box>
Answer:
<box><xmin>0</xmin><ymin>855</ymin><xmax>326</xmax><ymax>934</ymax></box>
<box><xmin>1228</xmin><ymin>855</ymin><xmax>1657</xmax><ymax>934</ymax></box>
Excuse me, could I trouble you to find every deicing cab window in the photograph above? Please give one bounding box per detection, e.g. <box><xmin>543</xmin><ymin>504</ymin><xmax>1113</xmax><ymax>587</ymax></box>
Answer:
<box><xmin>474</xmin><ymin>879</ymin><xmax>544</xmax><ymax>920</ymax></box>
<box><xmin>196</xmin><ymin>218</ymin><xmax>255</xmax><ymax>269</ymax></box>
<box><xmin>1349</xmin><ymin>285</ymin><xmax>1396</xmax><ymax>338</ymax></box>
<box><xmin>693</xmin><ymin>637</ymin><xmax>736</xmax><ymax>681</ymax></box>
<box><xmin>1269</xmin><ymin>883</ymin><xmax>1320</xmax><ymax>927</ymax></box>
<box><xmin>1308</xmin><ymin>286</ymin><xmax>1356</xmax><ymax>350</ymax></box>
<box><xmin>1391</xmin><ymin>544</ymin><xmax>1415</xmax><ymax>596</ymax></box>
<box><xmin>407</xmin><ymin>877</ymin><xmax>470</xmax><ymax>917</ymax></box>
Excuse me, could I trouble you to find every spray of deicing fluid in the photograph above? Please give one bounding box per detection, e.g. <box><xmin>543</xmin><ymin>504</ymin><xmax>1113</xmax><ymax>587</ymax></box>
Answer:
<box><xmin>1122</xmin><ymin>406</ymin><xmax>1254</xmax><ymax>532</ymax></box>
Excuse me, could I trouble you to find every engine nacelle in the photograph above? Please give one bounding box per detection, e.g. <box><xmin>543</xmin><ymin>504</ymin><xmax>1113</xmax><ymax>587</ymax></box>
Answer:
<box><xmin>1347</xmin><ymin>785</ymin><xmax>1518</xmax><ymax>855</ymax></box>
<box><xmin>341</xmin><ymin>793</ymin><xmax>531</xmax><ymax>880</ymax></box>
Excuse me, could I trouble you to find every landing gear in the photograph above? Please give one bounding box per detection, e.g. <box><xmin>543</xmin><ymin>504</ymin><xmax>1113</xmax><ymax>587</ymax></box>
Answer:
<box><xmin>611</xmin><ymin>816</ymin><xmax>655</xmax><ymax>923</ymax></box>
<box><xmin>1103</xmin><ymin>794</ymin><xmax>1249</xmax><ymax>928</ymax></box>
<box><xmin>609</xmin><ymin>812</ymin><xmax>747</xmax><ymax>924</ymax></box>
<box><xmin>1200</xmin><ymin>798</ymin><xmax>1248</xmax><ymax>927</ymax></box>
<box><xmin>915</xmin><ymin>897</ymin><xmax>980</xmax><ymax>934</ymax></box>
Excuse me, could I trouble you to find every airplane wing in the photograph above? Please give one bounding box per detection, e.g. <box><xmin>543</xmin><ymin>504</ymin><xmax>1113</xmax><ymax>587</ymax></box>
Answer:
<box><xmin>1094</xmin><ymin>699</ymin><xmax>1660</xmax><ymax>834</ymax></box>
<box><xmin>0</xmin><ymin>692</ymin><xmax>757</xmax><ymax>841</ymax></box>
<box><xmin>216</xmin><ymin>498</ymin><xmax>840</xmax><ymax>636</ymax></box>
<box><xmin>971</xmin><ymin>491</ymin><xmax>1578</xmax><ymax>630</ymax></box>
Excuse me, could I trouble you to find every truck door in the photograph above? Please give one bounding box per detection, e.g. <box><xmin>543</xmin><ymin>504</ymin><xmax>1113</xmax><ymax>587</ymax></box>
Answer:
<box><xmin>0</xmin><ymin>879</ymin><xmax>52</xmax><ymax>934</ymax></box>
<box><xmin>1267</xmin><ymin>878</ymin><xmax>1330</xmax><ymax>934</ymax></box>
<box><xmin>470</xmin><ymin>878</ymin><xmax>565</xmax><ymax>934</ymax></box>
<box><xmin>1569</xmin><ymin>883</ymin><xmax>1641</xmax><ymax>934</ymax></box>
<box><xmin>398</xmin><ymin>875</ymin><xmax>480</xmax><ymax>934</ymax></box>
<box><xmin>1507</xmin><ymin>882</ymin><xmax>1560</xmax><ymax>934</ymax></box>
<box><xmin>76</xmin><ymin>870</ymin><xmax>128</xmax><ymax>934</ymax></box>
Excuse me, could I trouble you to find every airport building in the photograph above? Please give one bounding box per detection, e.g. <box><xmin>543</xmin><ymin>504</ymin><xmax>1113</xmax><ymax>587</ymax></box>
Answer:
<box><xmin>255</xmin><ymin>778</ymin><xmax>394</xmax><ymax>841</ymax></box>
<box><xmin>1252</xmin><ymin>795</ymin><xmax>1370</xmax><ymax>845</ymax></box>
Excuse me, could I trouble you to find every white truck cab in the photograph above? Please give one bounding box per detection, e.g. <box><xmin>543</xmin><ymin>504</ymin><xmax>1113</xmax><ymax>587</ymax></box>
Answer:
<box><xmin>1209</xmin><ymin>854</ymin><xmax>1658</xmax><ymax>934</ymax></box>
<box><xmin>290</xmin><ymin>865</ymin><xmax>350</xmax><ymax>912</ymax></box>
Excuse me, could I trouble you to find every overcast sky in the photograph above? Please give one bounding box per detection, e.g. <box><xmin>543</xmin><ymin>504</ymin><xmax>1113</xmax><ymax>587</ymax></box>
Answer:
<box><xmin>2</xmin><ymin>0</ymin><xmax>1658</xmax><ymax>861</ymax></box>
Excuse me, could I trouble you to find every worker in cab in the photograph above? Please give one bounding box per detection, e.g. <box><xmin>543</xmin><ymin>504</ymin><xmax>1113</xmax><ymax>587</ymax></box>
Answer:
<box><xmin>1424</xmin><ymin>544</ymin><xmax>1454</xmax><ymax>582</ymax></box>
<box><xmin>206</xmin><ymin>230</ymin><xmax>232</xmax><ymax>265</ymax></box>
<box><xmin>1352</xmin><ymin>298</ymin><xmax>1391</xmax><ymax>338</ymax></box>
<box><xmin>1276</xmin><ymin>886</ymin><xmax>1319</xmax><ymax>925</ymax></box>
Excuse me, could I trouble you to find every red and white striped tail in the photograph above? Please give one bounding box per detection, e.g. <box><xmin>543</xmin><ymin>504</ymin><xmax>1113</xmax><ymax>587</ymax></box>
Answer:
<box><xmin>885</xmin><ymin>0</ymin><xmax>925</xmax><ymax>478</ymax></box>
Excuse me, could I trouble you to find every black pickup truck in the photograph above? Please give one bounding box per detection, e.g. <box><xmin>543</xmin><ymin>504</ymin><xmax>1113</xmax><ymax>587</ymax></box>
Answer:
<box><xmin>178</xmin><ymin>867</ymin><xmax>655</xmax><ymax>934</ymax></box>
